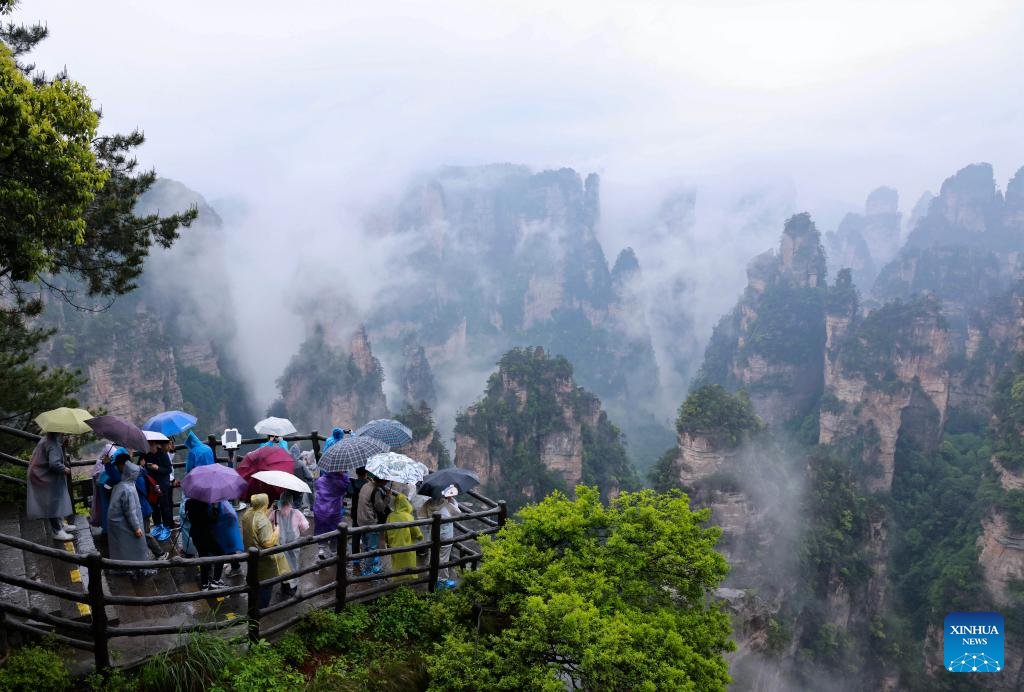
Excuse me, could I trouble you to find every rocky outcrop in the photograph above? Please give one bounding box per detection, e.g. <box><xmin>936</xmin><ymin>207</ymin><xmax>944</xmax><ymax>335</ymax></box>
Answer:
<box><xmin>276</xmin><ymin>324</ymin><xmax>388</xmax><ymax>434</ymax></box>
<box><xmin>453</xmin><ymin>347</ymin><xmax>633</xmax><ymax>507</ymax></box>
<box><xmin>824</xmin><ymin>186</ymin><xmax>902</xmax><ymax>290</ymax></box>
<box><xmin>399</xmin><ymin>342</ymin><xmax>437</xmax><ymax>410</ymax></box>
<box><xmin>697</xmin><ymin>213</ymin><xmax>826</xmax><ymax>426</ymax></box>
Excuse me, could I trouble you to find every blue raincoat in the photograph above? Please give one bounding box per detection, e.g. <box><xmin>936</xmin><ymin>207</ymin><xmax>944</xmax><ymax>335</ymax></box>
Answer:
<box><xmin>322</xmin><ymin>427</ymin><xmax>345</xmax><ymax>452</ymax></box>
<box><xmin>185</xmin><ymin>431</ymin><xmax>214</xmax><ymax>473</ymax></box>
<box><xmin>259</xmin><ymin>438</ymin><xmax>289</xmax><ymax>451</ymax></box>
<box><xmin>214</xmin><ymin>501</ymin><xmax>244</xmax><ymax>554</ymax></box>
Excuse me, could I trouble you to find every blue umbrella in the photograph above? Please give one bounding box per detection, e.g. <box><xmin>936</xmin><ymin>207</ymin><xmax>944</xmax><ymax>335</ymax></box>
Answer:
<box><xmin>354</xmin><ymin>419</ymin><xmax>413</xmax><ymax>448</ymax></box>
<box><xmin>144</xmin><ymin>410</ymin><xmax>197</xmax><ymax>436</ymax></box>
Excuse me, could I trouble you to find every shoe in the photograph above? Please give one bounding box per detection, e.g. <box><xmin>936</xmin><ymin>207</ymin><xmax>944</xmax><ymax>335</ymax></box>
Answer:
<box><xmin>150</xmin><ymin>524</ymin><xmax>164</xmax><ymax>537</ymax></box>
<box><xmin>209</xmin><ymin>579</ymin><xmax>227</xmax><ymax>589</ymax></box>
<box><xmin>52</xmin><ymin>530</ymin><xmax>73</xmax><ymax>541</ymax></box>
<box><xmin>154</xmin><ymin>552</ymin><xmax>169</xmax><ymax>560</ymax></box>
<box><xmin>444</xmin><ymin>579</ymin><xmax>458</xmax><ymax>589</ymax></box>
<box><xmin>157</xmin><ymin>527</ymin><xmax>172</xmax><ymax>541</ymax></box>
<box><xmin>201</xmin><ymin>582</ymin><xmax>212</xmax><ymax>591</ymax></box>
<box><xmin>369</xmin><ymin>564</ymin><xmax>382</xmax><ymax>574</ymax></box>
<box><xmin>61</xmin><ymin>522</ymin><xmax>75</xmax><ymax>532</ymax></box>
<box><xmin>317</xmin><ymin>549</ymin><xmax>327</xmax><ymax>561</ymax></box>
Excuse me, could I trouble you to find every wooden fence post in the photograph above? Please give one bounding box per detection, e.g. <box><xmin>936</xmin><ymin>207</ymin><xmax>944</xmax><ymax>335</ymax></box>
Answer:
<box><xmin>86</xmin><ymin>552</ymin><xmax>109</xmax><ymax>672</ymax></box>
<box><xmin>246</xmin><ymin>547</ymin><xmax>261</xmax><ymax>644</ymax></box>
<box><xmin>335</xmin><ymin>524</ymin><xmax>348</xmax><ymax>612</ymax></box>
<box><xmin>428</xmin><ymin>512</ymin><xmax>442</xmax><ymax>592</ymax></box>
<box><xmin>311</xmin><ymin>430</ymin><xmax>322</xmax><ymax>462</ymax></box>
<box><xmin>497</xmin><ymin>501</ymin><xmax>508</xmax><ymax>527</ymax></box>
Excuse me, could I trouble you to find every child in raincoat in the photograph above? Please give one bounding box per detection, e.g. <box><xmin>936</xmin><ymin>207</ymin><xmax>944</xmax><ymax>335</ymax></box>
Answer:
<box><xmin>271</xmin><ymin>491</ymin><xmax>308</xmax><ymax>597</ymax></box>
<box><xmin>385</xmin><ymin>493</ymin><xmax>423</xmax><ymax>582</ymax></box>
<box><xmin>108</xmin><ymin>461</ymin><xmax>151</xmax><ymax>578</ymax></box>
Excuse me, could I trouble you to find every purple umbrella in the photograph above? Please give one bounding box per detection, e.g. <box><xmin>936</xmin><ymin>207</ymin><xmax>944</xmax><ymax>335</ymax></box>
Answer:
<box><xmin>86</xmin><ymin>415</ymin><xmax>150</xmax><ymax>453</ymax></box>
<box><xmin>181</xmin><ymin>464</ymin><xmax>247</xmax><ymax>503</ymax></box>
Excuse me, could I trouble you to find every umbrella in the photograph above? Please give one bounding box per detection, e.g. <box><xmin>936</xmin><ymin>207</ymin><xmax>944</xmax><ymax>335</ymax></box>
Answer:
<box><xmin>353</xmin><ymin>419</ymin><xmax>413</xmax><ymax>448</ymax></box>
<box><xmin>252</xmin><ymin>470</ymin><xmax>311</xmax><ymax>494</ymax></box>
<box><xmin>254</xmin><ymin>416</ymin><xmax>297</xmax><ymax>437</ymax></box>
<box><xmin>34</xmin><ymin>407</ymin><xmax>93</xmax><ymax>435</ymax></box>
<box><xmin>418</xmin><ymin>467</ymin><xmax>481</xmax><ymax>500</ymax></box>
<box><xmin>237</xmin><ymin>446</ymin><xmax>296</xmax><ymax>501</ymax></box>
<box><xmin>143</xmin><ymin>430</ymin><xmax>169</xmax><ymax>442</ymax></box>
<box><xmin>86</xmin><ymin>415</ymin><xmax>149</xmax><ymax>453</ymax></box>
<box><xmin>365</xmin><ymin>452</ymin><xmax>428</xmax><ymax>484</ymax></box>
<box><xmin>181</xmin><ymin>464</ymin><xmax>246</xmax><ymax>503</ymax></box>
<box><xmin>318</xmin><ymin>436</ymin><xmax>389</xmax><ymax>474</ymax></box>
<box><xmin>144</xmin><ymin>410</ymin><xmax>197</xmax><ymax>436</ymax></box>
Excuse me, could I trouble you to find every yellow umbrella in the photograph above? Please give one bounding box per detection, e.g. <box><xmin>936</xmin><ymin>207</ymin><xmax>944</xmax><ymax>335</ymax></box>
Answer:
<box><xmin>33</xmin><ymin>407</ymin><xmax>94</xmax><ymax>434</ymax></box>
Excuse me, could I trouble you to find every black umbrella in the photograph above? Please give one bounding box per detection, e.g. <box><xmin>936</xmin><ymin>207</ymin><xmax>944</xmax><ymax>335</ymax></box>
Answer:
<box><xmin>417</xmin><ymin>467</ymin><xmax>481</xmax><ymax>500</ymax></box>
<box><xmin>86</xmin><ymin>415</ymin><xmax>150</xmax><ymax>453</ymax></box>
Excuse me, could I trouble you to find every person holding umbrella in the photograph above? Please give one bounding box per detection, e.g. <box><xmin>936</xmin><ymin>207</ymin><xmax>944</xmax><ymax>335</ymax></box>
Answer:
<box><xmin>142</xmin><ymin>432</ymin><xmax>174</xmax><ymax>540</ymax></box>
<box><xmin>25</xmin><ymin>430</ymin><xmax>77</xmax><ymax>542</ymax></box>
<box><xmin>184</xmin><ymin>497</ymin><xmax>227</xmax><ymax>590</ymax></box>
<box><xmin>422</xmin><ymin>485</ymin><xmax>462</xmax><ymax>589</ymax></box>
<box><xmin>270</xmin><ymin>491</ymin><xmax>307</xmax><ymax>597</ymax></box>
<box><xmin>255</xmin><ymin>417</ymin><xmax>296</xmax><ymax>451</ymax></box>
<box><xmin>313</xmin><ymin>471</ymin><xmax>349</xmax><ymax>562</ymax></box>
<box><xmin>357</xmin><ymin>474</ymin><xmax>392</xmax><ymax>574</ymax></box>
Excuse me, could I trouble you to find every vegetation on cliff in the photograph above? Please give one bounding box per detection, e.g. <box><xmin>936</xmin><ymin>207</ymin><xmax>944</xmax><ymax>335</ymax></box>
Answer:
<box><xmin>455</xmin><ymin>347</ymin><xmax>636</xmax><ymax>507</ymax></box>
<box><xmin>395</xmin><ymin>401</ymin><xmax>452</xmax><ymax>469</ymax></box>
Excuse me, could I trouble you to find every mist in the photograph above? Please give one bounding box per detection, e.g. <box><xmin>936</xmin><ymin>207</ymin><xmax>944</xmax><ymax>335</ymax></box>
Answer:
<box><xmin>18</xmin><ymin>0</ymin><xmax>1024</xmax><ymax>425</ymax></box>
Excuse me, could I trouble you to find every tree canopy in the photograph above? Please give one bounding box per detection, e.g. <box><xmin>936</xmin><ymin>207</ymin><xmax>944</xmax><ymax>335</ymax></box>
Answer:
<box><xmin>426</xmin><ymin>487</ymin><xmax>734</xmax><ymax>690</ymax></box>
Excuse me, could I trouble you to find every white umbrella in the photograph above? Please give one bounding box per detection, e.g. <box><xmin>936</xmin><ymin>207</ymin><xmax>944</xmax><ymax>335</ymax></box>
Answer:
<box><xmin>252</xmin><ymin>469</ymin><xmax>311</xmax><ymax>494</ymax></box>
<box><xmin>365</xmin><ymin>452</ymin><xmax>428</xmax><ymax>484</ymax></box>
<box><xmin>254</xmin><ymin>417</ymin><xmax>297</xmax><ymax>437</ymax></box>
<box><xmin>143</xmin><ymin>430</ymin><xmax>170</xmax><ymax>442</ymax></box>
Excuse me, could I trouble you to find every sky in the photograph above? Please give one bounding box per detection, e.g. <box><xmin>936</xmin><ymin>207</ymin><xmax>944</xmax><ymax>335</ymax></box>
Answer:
<box><xmin>18</xmin><ymin>0</ymin><xmax>1024</xmax><ymax>412</ymax></box>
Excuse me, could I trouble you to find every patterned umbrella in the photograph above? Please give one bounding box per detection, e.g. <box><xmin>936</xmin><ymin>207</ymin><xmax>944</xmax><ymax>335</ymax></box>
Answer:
<box><xmin>365</xmin><ymin>452</ymin><xmax>428</xmax><ymax>484</ymax></box>
<box><xmin>353</xmin><ymin>419</ymin><xmax>413</xmax><ymax>448</ymax></box>
<box><xmin>144</xmin><ymin>410</ymin><xmax>197</xmax><ymax>436</ymax></box>
<box><xmin>318</xmin><ymin>436</ymin><xmax>389</xmax><ymax>474</ymax></box>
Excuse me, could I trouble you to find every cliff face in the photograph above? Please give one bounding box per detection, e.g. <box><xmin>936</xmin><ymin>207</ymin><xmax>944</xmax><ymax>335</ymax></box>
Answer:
<box><xmin>399</xmin><ymin>342</ymin><xmax>437</xmax><ymax>410</ymax></box>
<box><xmin>275</xmin><ymin>324</ymin><xmax>389</xmax><ymax>434</ymax></box>
<box><xmin>697</xmin><ymin>213</ymin><xmax>826</xmax><ymax>426</ymax></box>
<box><xmin>40</xmin><ymin>179</ymin><xmax>254</xmax><ymax>434</ymax></box>
<box><xmin>453</xmin><ymin>347</ymin><xmax>633</xmax><ymax>508</ymax></box>
<box><xmin>394</xmin><ymin>401</ymin><xmax>451</xmax><ymax>472</ymax></box>
<box><xmin>359</xmin><ymin>165</ymin><xmax>666</xmax><ymax>465</ymax></box>
<box><xmin>824</xmin><ymin>186</ymin><xmax>901</xmax><ymax>290</ymax></box>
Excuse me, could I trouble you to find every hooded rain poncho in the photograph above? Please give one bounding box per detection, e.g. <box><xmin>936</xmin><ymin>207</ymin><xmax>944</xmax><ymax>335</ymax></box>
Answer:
<box><xmin>25</xmin><ymin>433</ymin><xmax>72</xmax><ymax>520</ymax></box>
<box><xmin>214</xmin><ymin>501</ymin><xmax>244</xmax><ymax>554</ymax></box>
<box><xmin>184</xmin><ymin>431</ymin><xmax>215</xmax><ymax>473</ymax></box>
<box><xmin>385</xmin><ymin>494</ymin><xmax>423</xmax><ymax>580</ymax></box>
<box><xmin>313</xmin><ymin>472</ymin><xmax>348</xmax><ymax>536</ymax></box>
<box><xmin>271</xmin><ymin>492</ymin><xmax>309</xmax><ymax>573</ymax></box>
<box><xmin>241</xmin><ymin>494</ymin><xmax>289</xmax><ymax>581</ymax></box>
<box><xmin>322</xmin><ymin>427</ymin><xmax>345</xmax><ymax>452</ymax></box>
<box><xmin>107</xmin><ymin>462</ymin><xmax>149</xmax><ymax>562</ymax></box>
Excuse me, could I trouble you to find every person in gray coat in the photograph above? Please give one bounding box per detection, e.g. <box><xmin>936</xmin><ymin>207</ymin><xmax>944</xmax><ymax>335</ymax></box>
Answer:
<box><xmin>25</xmin><ymin>432</ymin><xmax>75</xmax><ymax>541</ymax></box>
<box><xmin>108</xmin><ymin>461</ymin><xmax>151</xmax><ymax>576</ymax></box>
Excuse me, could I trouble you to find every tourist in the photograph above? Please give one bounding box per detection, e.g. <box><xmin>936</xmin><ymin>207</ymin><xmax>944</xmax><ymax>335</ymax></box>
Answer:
<box><xmin>144</xmin><ymin>438</ymin><xmax>174</xmax><ymax>538</ymax></box>
<box><xmin>322</xmin><ymin>427</ymin><xmax>345</xmax><ymax>452</ymax></box>
<box><xmin>260</xmin><ymin>434</ymin><xmax>289</xmax><ymax>451</ymax></box>
<box><xmin>385</xmin><ymin>493</ymin><xmax>422</xmax><ymax>581</ymax></box>
<box><xmin>25</xmin><ymin>431</ymin><xmax>76</xmax><ymax>542</ymax></box>
<box><xmin>290</xmin><ymin>445</ymin><xmax>316</xmax><ymax>511</ymax></box>
<box><xmin>314</xmin><ymin>472</ymin><xmax>348</xmax><ymax>561</ymax></box>
<box><xmin>184</xmin><ymin>431</ymin><xmax>214</xmax><ymax>472</ymax></box>
<box><xmin>348</xmin><ymin>467</ymin><xmax>369</xmax><ymax>569</ymax></box>
<box><xmin>241</xmin><ymin>493</ymin><xmax>289</xmax><ymax>608</ymax></box>
<box><xmin>88</xmin><ymin>443</ymin><xmax>116</xmax><ymax>533</ymax></box>
<box><xmin>214</xmin><ymin>500</ymin><xmax>244</xmax><ymax>575</ymax></box>
<box><xmin>114</xmin><ymin>450</ymin><xmax>166</xmax><ymax>559</ymax></box>
<box><xmin>357</xmin><ymin>474</ymin><xmax>391</xmax><ymax>574</ymax></box>
<box><xmin>184</xmin><ymin>497</ymin><xmax>226</xmax><ymax>590</ymax></box>
<box><xmin>107</xmin><ymin>460</ymin><xmax>151</xmax><ymax>578</ymax></box>
<box><xmin>271</xmin><ymin>491</ymin><xmax>307</xmax><ymax>596</ymax></box>
<box><xmin>424</xmin><ymin>485</ymin><xmax>462</xmax><ymax>589</ymax></box>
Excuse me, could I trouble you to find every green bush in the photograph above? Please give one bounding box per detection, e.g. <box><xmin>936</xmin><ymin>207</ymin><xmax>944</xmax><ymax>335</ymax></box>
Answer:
<box><xmin>273</xmin><ymin>632</ymin><xmax>308</xmax><ymax>667</ymax></box>
<box><xmin>216</xmin><ymin>640</ymin><xmax>304</xmax><ymax>692</ymax></box>
<box><xmin>137</xmin><ymin>631</ymin><xmax>238</xmax><ymax>692</ymax></box>
<box><xmin>0</xmin><ymin>644</ymin><xmax>71</xmax><ymax>692</ymax></box>
<box><xmin>298</xmin><ymin>606</ymin><xmax>370</xmax><ymax>652</ymax></box>
<box><xmin>372</xmin><ymin>587</ymin><xmax>430</xmax><ymax>641</ymax></box>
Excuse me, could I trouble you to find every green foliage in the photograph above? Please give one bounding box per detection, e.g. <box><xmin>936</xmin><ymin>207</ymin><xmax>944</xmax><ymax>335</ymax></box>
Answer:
<box><xmin>273</xmin><ymin>632</ymin><xmax>308</xmax><ymax>667</ymax></box>
<box><xmin>297</xmin><ymin>605</ymin><xmax>371</xmax><ymax>651</ymax></box>
<box><xmin>456</xmin><ymin>347</ymin><xmax>634</xmax><ymax>508</ymax></box>
<box><xmin>426</xmin><ymin>487</ymin><xmax>734</xmax><ymax>691</ymax></box>
<box><xmin>371</xmin><ymin>585</ymin><xmax>431</xmax><ymax>640</ymax></box>
<box><xmin>744</xmin><ymin>283</ymin><xmax>826</xmax><ymax>365</ymax></box>
<box><xmin>990</xmin><ymin>352</ymin><xmax>1024</xmax><ymax>471</ymax></box>
<box><xmin>676</xmin><ymin>384</ymin><xmax>763</xmax><ymax>449</ymax></box>
<box><xmin>648</xmin><ymin>446</ymin><xmax>681</xmax><ymax>492</ymax></box>
<box><xmin>801</xmin><ymin>449</ymin><xmax>876</xmax><ymax>594</ymax></box>
<box><xmin>216</xmin><ymin>639</ymin><xmax>305</xmax><ymax>692</ymax></box>
<box><xmin>395</xmin><ymin>401</ymin><xmax>452</xmax><ymax>469</ymax></box>
<box><xmin>137</xmin><ymin>631</ymin><xmax>238</xmax><ymax>692</ymax></box>
<box><xmin>0</xmin><ymin>643</ymin><xmax>71</xmax><ymax>692</ymax></box>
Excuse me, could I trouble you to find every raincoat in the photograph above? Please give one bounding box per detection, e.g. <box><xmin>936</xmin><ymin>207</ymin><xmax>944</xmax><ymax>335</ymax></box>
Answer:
<box><xmin>322</xmin><ymin>427</ymin><xmax>345</xmax><ymax>452</ymax></box>
<box><xmin>184</xmin><ymin>431</ymin><xmax>214</xmax><ymax>473</ymax></box>
<box><xmin>214</xmin><ymin>502</ymin><xmax>244</xmax><ymax>554</ymax></box>
<box><xmin>241</xmin><ymin>494</ymin><xmax>289</xmax><ymax>581</ymax></box>
<box><xmin>259</xmin><ymin>438</ymin><xmax>289</xmax><ymax>451</ymax></box>
<box><xmin>271</xmin><ymin>492</ymin><xmax>309</xmax><ymax>573</ymax></box>
<box><xmin>25</xmin><ymin>433</ymin><xmax>72</xmax><ymax>520</ymax></box>
<box><xmin>313</xmin><ymin>473</ymin><xmax>348</xmax><ymax>536</ymax></box>
<box><xmin>385</xmin><ymin>494</ymin><xmax>423</xmax><ymax>580</ymax></box>
<box><xmin>107</xmin><ymin>462</ymin><xmax>149</xmax><ymax>561</ymax></box>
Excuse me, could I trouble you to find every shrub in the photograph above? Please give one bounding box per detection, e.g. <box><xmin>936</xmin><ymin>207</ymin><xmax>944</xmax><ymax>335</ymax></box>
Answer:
<box><xmin>216</xmin><ymin>640</ymin><xmax>304</xmax><ymax>691</ymax></box>
<box><xmin>0</xmin><ymin>644</ymin><xmax>71</xmax><ymax>692</ymax></box>
<box><xmin>137</xmin><ymin>631</ymin><xmax>238</xmax><ymax>692</ymax></box>
<box><xmin>298</xmin><ymin>606</ymin><xmax>370</xmax><ymax>651</ymax></box>
<box><xmin>273</xmin><ymin>632</ymin><xmax>308</xmax><ymax>667</ymax></box>
<box><xmin>371</xmin><ymin>587</ymin><xmax>430</xmax><ymax>641</ymax></box>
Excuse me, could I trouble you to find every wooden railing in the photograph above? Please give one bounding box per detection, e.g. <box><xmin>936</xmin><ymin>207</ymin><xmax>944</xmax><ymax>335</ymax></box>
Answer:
<box><xmin>0</xmin><ymin>424</ymin><xmax>507</xmax><ymax>671</ymax></box>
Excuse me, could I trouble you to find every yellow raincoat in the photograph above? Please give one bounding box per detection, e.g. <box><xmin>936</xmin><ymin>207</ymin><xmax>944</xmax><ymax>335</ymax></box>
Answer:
<box><xmin>241</xmin><ymin>494</ymin><xmax>289</xmax><ymax>581</ymax></box>
<box><xmin>385</xmin><ymin>494</ymin><xmax>423</xmax><ymax>581</ymax></box>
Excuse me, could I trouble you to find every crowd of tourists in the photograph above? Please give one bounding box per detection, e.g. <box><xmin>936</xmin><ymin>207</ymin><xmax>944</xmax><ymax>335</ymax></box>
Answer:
<box><xmin>25</xmin><ymin>418</ymin><xmax>465</xmax><ymax>603</ymax></box>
